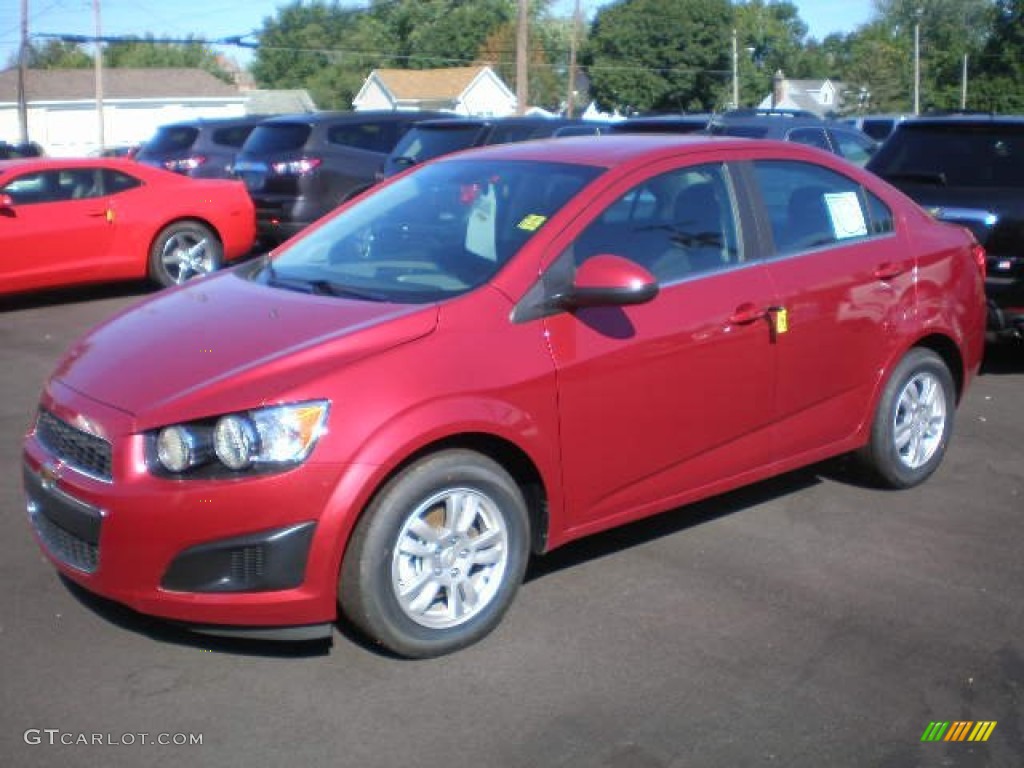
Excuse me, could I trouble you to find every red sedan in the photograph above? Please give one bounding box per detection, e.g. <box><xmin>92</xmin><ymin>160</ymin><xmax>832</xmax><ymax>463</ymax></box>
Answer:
<box><xmin>1</xmin><ymin>157</ymin><xmax>255</xmax><ymax>294</ymax></box>
<box><xmin>22</xmin><ymin>136</ymin><xmax>986</xmax><ymax>657</ymax></box>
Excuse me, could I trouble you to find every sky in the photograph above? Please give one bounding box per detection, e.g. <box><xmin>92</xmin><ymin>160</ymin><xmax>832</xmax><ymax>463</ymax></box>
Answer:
<box><xmin>0</xmin><ymin>0</ymin><xmax>877</xmax><ymax>70</ymax></box>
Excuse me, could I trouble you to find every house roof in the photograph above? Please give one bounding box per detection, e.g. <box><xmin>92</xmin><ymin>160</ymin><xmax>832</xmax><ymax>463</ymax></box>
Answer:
<box><xmin>0</xmin><ymin>67</ymin><xmax>241</xmax><ymax>102</ymax></box>
<box><xmin>370</xmin><ymin>66</ymin><xmax>493</xmax><ymax>100</ymax></box>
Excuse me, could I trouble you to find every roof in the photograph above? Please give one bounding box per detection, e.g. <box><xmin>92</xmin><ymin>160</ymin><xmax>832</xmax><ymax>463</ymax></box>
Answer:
<box><xmin>243</xmin><ymin>89</ymin><xmax>317</xmax><ymax>115</ymax></box>
<box><xmin>370</xmin><ymin>67</ymin><xmax>493</xmax><ymax>100</ymax></box>
<box><xmin>0</xmin><ymin>68</ymin><xmax>241</xmax><ymax>102</ymax></box>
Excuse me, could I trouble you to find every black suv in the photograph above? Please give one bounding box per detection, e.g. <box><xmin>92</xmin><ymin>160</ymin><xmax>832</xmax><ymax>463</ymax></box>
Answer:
<box><xmin>135</xmin><ymin>115</ymin><xmax>267</xmax><ymax>178</ymax></box>
<box><xmin>234</xmin><ymin>110</ymin><xmax>447</xmax><ymax>243</ymax></box>
<box><xmin>867</xmin><ymin>115</ymin><xmax>1024</xmax><ymax>341</ymax></box>
<box><xmin>706</xmin><ymin>109</ymin><xmax>879</xmax><ymax>166</ymax></box>
<box><xmin>380</xmin><ymin>116</ymin><xmax>606</xmax><ymax>178</ymax></box>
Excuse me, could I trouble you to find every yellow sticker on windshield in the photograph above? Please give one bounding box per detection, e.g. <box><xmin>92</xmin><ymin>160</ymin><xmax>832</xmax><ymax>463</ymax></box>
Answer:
<box><xmin>517</xmin><ymin>214</ymin><xmax>547</xmax><ymax>231</ymax></box>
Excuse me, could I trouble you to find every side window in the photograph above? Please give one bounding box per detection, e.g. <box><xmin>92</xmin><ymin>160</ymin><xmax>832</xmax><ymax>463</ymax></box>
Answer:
<box><xmin>102</xmin><ymin>170</ymin><xmax>143</xmax><ymax>195</ymax></box>
<box><xmin>787</xmin><ymin>127</ymin><xmax>831</xmax><ymax>152</ymax></box>
<box><xmin>865</xmin><ymin>190</ymin><xmax>894</xmax><ymax>235</ymax></box>
<box><xmin>328</xmin><ymin>122</ymin><xmax>397</xmax><ymax>152</ymax></box>
<box><xmin>571</xmin><ymin>163</ymin><xmax>742</xmax><ymax>284</ymax></box>
<box><xmin>2</xmin><ymin>171</ymin><xmax>64</xmax><ymax>204</ymax></box>
<box><xmin>64</xmin><ymin>168</ymin><xmax>102</xmax><ymax>199</ymax></box>
<box><xmin>752</xmin><ymin>160</ymin><xmax>879</xmax><ymax>255</ymax></box>
<box><xmin>829</xmin><ymin>129</ymin><xmax>877</xmax><ymax>167</ymax></box>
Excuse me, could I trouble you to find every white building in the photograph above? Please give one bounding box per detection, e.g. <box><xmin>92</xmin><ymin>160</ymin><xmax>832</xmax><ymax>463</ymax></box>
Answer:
<box><xmin>353</xmin><ymin>66</ymin><xmax>516</xmax><ymax>117</ymax></box>
<box><xmin>0</xmin><ymin>68</ymin><xmax>247</xmax><ymax>156</ymax></box>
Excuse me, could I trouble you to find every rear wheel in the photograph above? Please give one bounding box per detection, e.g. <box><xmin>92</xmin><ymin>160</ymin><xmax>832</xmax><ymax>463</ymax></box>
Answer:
<box><xmin>148</xmin><ymin>221</ymin><xmax>222</xmax><ymax>288</ymax></box>
<box><xmin>339</xmin><ymin>450</ymin><xmax>530</xmax><ymax>658</ymax></box>
<box><xmin>857</xmin><ymin>348</ymin><xmax>955</xmax><ymax>489</ymax></box>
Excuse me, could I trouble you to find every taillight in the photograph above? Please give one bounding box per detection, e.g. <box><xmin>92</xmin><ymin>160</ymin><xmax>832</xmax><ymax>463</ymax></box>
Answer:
<box><xmin>971</xmin><ymin>242</ymin><xmax>987</xmax><ymax>280</ymax></box>
<box><xmin>270</xmin><ymin>157</ymin><xmax>322</xmax><ymax>176</ymax></box>
<box><xmin>163</xmin><ymin>155</ymin><xmax>206</xmax><ymax>173</ymax></box>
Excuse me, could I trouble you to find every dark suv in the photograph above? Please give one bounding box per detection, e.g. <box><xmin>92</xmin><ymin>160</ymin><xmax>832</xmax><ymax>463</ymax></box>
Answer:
<box><xmin>234</xmin><ymin>110</ymin><xmax>447</xmax><ymax>243</ymax></box>
<box><xmin>135</xmin><ymin>116</ymin><xmax>266</xmax><ymax>178</ymax></box>
<box><xmin>867</xmin><ymin>115</ymin><xmax>1024</xmax><ymax>341</ymax></box>
<box><xmin>706</xmin><ymin>109</ymin><xmax>879</xmax><ymax>166</ymax></box>
<box><xmin>380</xmin><ymin>116</ymin><xmax>606</xmax><ymax>178</ymax></box>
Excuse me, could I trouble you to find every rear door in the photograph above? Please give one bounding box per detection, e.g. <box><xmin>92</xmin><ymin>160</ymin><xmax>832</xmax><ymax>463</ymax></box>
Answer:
<box><xmin>744</xmin><ymin>158</ymin><xmax>913</xmax><ymax>457</ymax></box>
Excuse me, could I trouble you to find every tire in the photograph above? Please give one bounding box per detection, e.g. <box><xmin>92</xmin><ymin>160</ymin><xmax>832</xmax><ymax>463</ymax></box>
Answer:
<box><xmin>857</xmin><ymin>348</ymin><xmax>956</xmax><ymax>489</ymax></box>
<box><xmin>148</xmin><ymin>221</ymin><xmax>223</xmax><ymax>288</ymax></box>
<box><xmin>339</xmin><ymin>450</ymin><xmax>530</xmax><ymax>658</ymax></box>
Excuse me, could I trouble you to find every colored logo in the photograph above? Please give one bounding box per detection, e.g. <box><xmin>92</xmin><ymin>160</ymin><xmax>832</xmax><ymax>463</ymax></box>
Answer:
<box><xmin>921</xmin><ymin>721</ymin><xmax>997</xmax><ymax>742</ymax></box>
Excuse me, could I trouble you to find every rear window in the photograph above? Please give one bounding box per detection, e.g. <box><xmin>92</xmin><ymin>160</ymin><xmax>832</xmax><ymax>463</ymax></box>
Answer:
<box><xmin>870</xmin><ymin>122</ymin><xmax>1024</xmax><ymax>188</ymax></box>
<box><xmin>211</xmin><ymin>124</ymin><xmax>257</xmax><ymax>148</ymax></box>
<box><xmin>486</xmin><ymin>123</ymin><xmax>550</xmax><ymax>144</ymax></box>
<box><xmin>145</xmin><ymin>125</ymin><xmax>199</xmax><ymax>153</ymax></box>
<box><xmin>327</xmin><ymin>122</ymin><xmax>399</xmax><ymax>152</ymax></box>
<box><xmin>243</xmin><ymin>123</ymin><xmax>312</xmax><ymax>153</ymax></box>
<box><xmin>391</xmin><ymin>124</ymin><xmax>485</xmax><ymax>165</ymax></box>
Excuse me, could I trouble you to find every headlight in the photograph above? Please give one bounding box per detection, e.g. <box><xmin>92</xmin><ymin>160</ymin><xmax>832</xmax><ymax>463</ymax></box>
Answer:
<box><xmin>153</xmin><ymin>401</ymin><xmax>329</xmax><ymax>476</ymax></box>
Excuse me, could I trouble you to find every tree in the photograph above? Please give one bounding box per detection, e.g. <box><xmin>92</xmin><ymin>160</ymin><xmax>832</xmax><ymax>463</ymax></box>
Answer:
<box><xmin>25</xmin><ymin>40</ymin><xmax>93</xmax><ymax>68</ymax></box>
<box><xmin>584</xmin><ymin>0</ymin><xmax>733</xmax><ymax>113</ymax></box>
<box><xmin>731</xmin><ymin>1</ymin><xmax>814</xmax><ymax>108</ymax></box>
<box><xmin>971</xmin><ymin>0</ymin><xmax>1024</xmax><ymax>111</ymax></box>
<box><xmin>103</xmin><ymin>35</ymin><xmax>231</xmax><ymax>81</ymax></box>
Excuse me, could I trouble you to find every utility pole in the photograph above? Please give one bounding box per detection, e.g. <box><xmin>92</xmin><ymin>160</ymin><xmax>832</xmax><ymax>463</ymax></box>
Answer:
<box><xmin>94</xmin><ymin>0</ymin><xmax>105</xmax><ymax>150</ymax></box>
<box><xmin>913</xmin><ymin>8</ymin><xmax>922</xmax><ymax>115</ymax></box>
<box><xmin>515</xmin><ymin>0</ymin><xmax>528</xmax><ymax>115</ymax></box>
<box><xmin>17</xmin><ymin>0</ymin><xmax>29</xmax><ymax>143</ymax></box>
<box><xmin>960</xmin><ymin>53</ymin><xmax>968</xmax><ymax>110</ymax></box>
<box><xmin>731</xmin><ymin>28</ymin><xmax>739</xmax><ymax>109</ymax></box>
<box><xmin>565</xmin><ymin>0</ymin><xmax>581</xmax><ymax>117</ymax></box>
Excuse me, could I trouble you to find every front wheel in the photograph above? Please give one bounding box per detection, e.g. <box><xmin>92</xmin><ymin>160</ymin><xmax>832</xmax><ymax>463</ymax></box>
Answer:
<box><xmin>339</xmin><ymin>450</ymin><xmax>530</xmax><ymax>658</ymax></box>
<box><xmin>148</xmin><ymin>221</ymin><xmax>223</xmax><ymax>288</ymax></box>
<box><xmin>857</xmin><ymin>348</ymin><xmax>956</xmax><ymax>489</ymax></box>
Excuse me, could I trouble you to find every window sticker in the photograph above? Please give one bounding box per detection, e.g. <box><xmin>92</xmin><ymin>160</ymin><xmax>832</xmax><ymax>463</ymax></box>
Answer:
<box><xmin>465</xmin><ymin>183</ymin><xmax>497</xmax><ymax>261</ymax></box>
<box><xmin>824</xmin><ymin>191</ymin><xmax>868</xmax><ymax>239</ymax></box>
<box><xmin>517</xmin><ymin>214</ymin><xmax>547</xmax><ymax>232</ymax></box>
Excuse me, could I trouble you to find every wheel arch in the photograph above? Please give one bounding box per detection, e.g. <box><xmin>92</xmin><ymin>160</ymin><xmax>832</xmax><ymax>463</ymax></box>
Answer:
<box><xmin>359</xmin><ymin>432</ymin><xmax>551</xmax><ymax>557</ymax></box>
<box><xmin>911</xmin><ymin>333</ymin><xmax>966</xmax><ymax>404</ymax></box>
<box><xmin>148</xmin><ymin>215</ymin><xmax>224</xmax><ymax>256</ymax></box>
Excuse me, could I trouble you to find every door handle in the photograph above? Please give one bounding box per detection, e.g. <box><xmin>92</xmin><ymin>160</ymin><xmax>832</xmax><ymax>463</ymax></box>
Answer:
<box><xmin>728</xmin><ymin>303</ymin><xmax>768</xmax><ymax>325</ymax></box>
<box><xmin>873</xmin><ymin>262</ymin><xmax>905</xmax><ymax>280</ymax></box>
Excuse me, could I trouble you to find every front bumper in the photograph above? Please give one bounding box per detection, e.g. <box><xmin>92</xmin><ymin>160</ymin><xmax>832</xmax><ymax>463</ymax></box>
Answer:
<box><xmin>21</xmin><ymin>381</ymin><xmax>361</xmax><ymax>633</ymax></box>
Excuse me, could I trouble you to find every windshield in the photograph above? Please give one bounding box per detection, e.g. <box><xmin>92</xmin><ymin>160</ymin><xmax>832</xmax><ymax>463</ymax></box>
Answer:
<box><xmin>869</xmin><ymin>122</ymin><xmax>1024</xmax><ymax>188</ymax></box>
<box><xmin>257</xmin><ymin>159</ymin><xmax>602</xmax><ymax>303</ymax></box>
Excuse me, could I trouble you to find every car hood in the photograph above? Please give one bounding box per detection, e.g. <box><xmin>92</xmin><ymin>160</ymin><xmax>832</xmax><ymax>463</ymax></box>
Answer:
<box><xmin>51</xmin><ymin>270</ymin><xmax>438</xmax><ymax>428</ymax></box>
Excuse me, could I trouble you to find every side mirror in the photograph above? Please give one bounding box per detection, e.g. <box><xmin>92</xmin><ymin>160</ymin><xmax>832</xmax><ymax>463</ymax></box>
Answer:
<box><xmin>552</xmin><ymin>254</ymin><xmax>659</xmax><ymax>309</ymax></box>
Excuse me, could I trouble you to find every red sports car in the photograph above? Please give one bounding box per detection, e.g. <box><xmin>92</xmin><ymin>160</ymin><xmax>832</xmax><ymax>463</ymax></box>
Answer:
<box><xmin>22</xmin><ymin>136</ymin><xmax>987</xmax><ymax>657</ymax></box>
<box><xmin>0</xmin><ymin>157</ymin><xmax>255</xmax><ymax>294</ymax></box>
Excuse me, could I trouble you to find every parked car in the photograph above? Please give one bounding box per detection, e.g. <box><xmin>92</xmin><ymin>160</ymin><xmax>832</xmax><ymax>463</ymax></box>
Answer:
<box><xmin>135</xmin><ymin>115</ymin><xmax>267</xmax><ymax>178</ymax></box>
<box><xmin>233</xmin><ymin>110</ymin><xmax>449</xmax><ymax>244</ymax></box>
<box><xmin>610</xmin><ymin>113</ymin><xmax>713</xmax><ymax>134</ymax></box>
<box><xmin>0</xmin><ymin>140</ymin><xmax>45</xmax><ymax>159</ymax></box>
<box><xmin>842</xmin><ymin>114</ymin><xmax>910</xmax><ymax>142</ymax></box>
<box><xmin>23</xmin><ymin>135</ymin><xmax>985</xmax><ymax>657</ymax></box>
<box><xmin>867</xmin><ymin>114</ymin><xmax>1024</xmax><ymax>341</ymax></box>
<box><xmin>1</xmin><ymin>157</ymin><xmax>255</xmax><ymax>293</ymax></box>
<box><xmin>706</xmin><ymin>109</ymin><xmax>879</xmax><ymax>166</ymax></box>
<box><xmin>380</xmin><ymin>116</ymin><xmax>607</xmax><ymax>178</ymax></box>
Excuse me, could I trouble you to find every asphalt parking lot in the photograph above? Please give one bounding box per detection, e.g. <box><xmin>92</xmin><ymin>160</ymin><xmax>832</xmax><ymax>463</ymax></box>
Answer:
<box><xmin>1</xmin><ymin>283</ymin><xmax>1022</xmax><ymax>768</ymax></box>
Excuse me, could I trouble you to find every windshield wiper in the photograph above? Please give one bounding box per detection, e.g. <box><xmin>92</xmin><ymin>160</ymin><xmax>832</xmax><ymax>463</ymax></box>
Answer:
<box><xmin>261</xmin><ymin>261</ymin><xmax>388</xmax><ymax>302</ymax></box>
<box><xmin>882</xmin><ymin>171</ymin><xmax>948</xmax><ymax>186</ymax></box>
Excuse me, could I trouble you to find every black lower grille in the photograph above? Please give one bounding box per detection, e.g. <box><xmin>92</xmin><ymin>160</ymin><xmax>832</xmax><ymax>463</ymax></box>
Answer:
<box><xmin>29</xmin><ymin>504</ymin><xmax>100</xmax><ymax>573</ymax></box>
<box><xmin>35</xmin><ymin>409</ymin><xmax>112</xmax><ymax>481</ymax></box>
